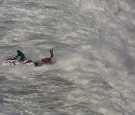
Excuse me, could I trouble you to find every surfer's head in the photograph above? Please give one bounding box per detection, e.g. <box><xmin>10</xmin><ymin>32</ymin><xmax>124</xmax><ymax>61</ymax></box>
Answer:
<box><xmin>17</xmin><ymin>50</ymin><xmax>20</xmax><ymax>53</ymax></box>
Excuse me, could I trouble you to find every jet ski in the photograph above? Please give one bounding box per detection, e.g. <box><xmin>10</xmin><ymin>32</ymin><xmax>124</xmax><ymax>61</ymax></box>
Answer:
<box><xmin>2</xmin><ymin>58</ymin><xmax>34</xmax><ymax>66</ymax></box>
<box><xmin>2</xmin><ymin>58</ymin><xmax>55</xmax><ymax>67</ymax></box>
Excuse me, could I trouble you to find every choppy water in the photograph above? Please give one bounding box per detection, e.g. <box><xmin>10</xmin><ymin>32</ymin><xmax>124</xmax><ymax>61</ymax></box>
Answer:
<box><xmin>0</xmin><ymin>0</ymin><xmax>135</xmax><ymax>115</ymax></box>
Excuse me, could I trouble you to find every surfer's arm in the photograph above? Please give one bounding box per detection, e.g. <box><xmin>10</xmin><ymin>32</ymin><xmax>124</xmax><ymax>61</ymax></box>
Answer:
<box><xmin>14</xmin><ymin>54</ymin><xmax>19</xmax><ymax>59</ymax></box>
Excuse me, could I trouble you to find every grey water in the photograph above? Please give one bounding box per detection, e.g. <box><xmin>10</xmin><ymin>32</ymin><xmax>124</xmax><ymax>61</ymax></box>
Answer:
<box><xmin>0</xmin><ymin>0</ymin><xmax>135</xmax><ymax>115</ymax></box>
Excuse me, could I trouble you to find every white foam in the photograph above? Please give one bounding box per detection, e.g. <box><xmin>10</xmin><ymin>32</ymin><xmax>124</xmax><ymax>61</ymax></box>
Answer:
<box><xmin>0</xmin><ymin>0</ymin><xmax>135</xmax><ymax>115</ymax></box>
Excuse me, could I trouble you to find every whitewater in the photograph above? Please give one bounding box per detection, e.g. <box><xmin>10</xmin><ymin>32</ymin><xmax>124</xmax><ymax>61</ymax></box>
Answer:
<box><xmin>0</xmin><ymin>0</ymin><xmax>135</xmax><ymax>115</ymax></box>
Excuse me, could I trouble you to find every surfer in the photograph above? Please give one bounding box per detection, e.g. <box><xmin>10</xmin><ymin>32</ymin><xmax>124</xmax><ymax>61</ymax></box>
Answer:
<box><xmin>41</xmin><ymin>49</ymin><xmax>54</xmax><ymax>64</ymax></box>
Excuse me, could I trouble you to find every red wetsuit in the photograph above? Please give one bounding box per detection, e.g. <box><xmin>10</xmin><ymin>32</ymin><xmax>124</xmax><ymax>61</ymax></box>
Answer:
<box><xmin>41</xmin><ymin>57</ymin><xmax>51</xmax><ymax>63</ymax></box>
<box><xmin>41</xmin><ymin>49</ymin><xmax>54</xmax><ymax>64</ymax></box>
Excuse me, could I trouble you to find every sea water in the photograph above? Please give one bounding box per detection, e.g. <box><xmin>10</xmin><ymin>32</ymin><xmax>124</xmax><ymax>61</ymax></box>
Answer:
<box><xmin>0</xmin><ymin>0</ymin><xmax>135</xmax><ymax>115</ymax></box>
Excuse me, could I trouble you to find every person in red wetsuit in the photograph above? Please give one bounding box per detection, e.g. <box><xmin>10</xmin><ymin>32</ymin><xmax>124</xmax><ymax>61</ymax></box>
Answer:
<box><xmin>41</xmin><ymin>49</ymin><xmax>54</xmax><ymax>64</ymax></box>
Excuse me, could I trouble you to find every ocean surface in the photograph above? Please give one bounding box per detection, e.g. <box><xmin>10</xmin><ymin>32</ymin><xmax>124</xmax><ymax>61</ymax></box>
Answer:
<box><xmin>0</xmin><ymin>0</ymin><xmax>135</xmax><ymax>115</ymax></box>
